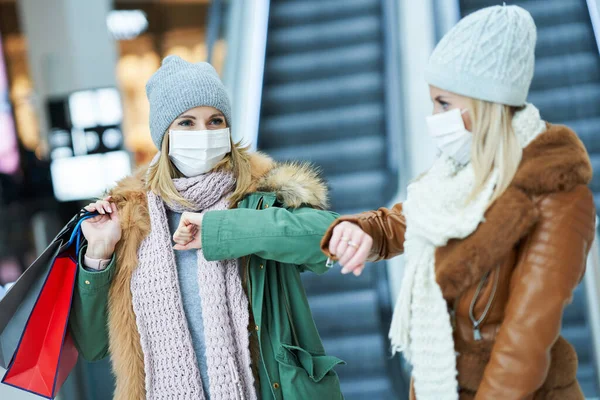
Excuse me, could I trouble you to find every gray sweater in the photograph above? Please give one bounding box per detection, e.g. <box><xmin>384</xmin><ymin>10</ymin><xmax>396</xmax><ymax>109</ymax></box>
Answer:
<box><xmin>168</xmin><ymin>211</ymin><xmax>211</xmax><ymax>398</ymax></box>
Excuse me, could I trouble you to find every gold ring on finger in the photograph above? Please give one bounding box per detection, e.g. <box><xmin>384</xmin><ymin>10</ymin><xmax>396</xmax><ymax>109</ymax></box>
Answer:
<box><xmin>348</xmin><ymin>241</ymin><xmax>359</xmax><ymax>249</ymax></box>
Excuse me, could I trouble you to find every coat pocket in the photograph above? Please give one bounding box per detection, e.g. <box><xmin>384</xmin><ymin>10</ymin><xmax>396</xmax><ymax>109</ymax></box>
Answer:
<box><xmin>275</xmin><ymin>343</ymin><xmax>345</xmax><ymax>399</ymax></box>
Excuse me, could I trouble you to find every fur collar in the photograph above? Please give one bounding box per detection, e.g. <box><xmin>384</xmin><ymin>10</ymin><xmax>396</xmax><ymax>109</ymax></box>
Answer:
<box><xmin>435</xmin><ymin>124</ymin><xmax>592</xmax><ymax>300</ymax></box>
<box><xmin>110</xmin><ymin>152</ymin><xmax>329</xmax><ymax>212</ymax></box>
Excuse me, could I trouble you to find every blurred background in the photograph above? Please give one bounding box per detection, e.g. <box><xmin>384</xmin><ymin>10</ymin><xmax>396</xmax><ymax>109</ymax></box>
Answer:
<box><xmin>0</xmin><ymin>0</ymin><xmax>599</xmax><ymax>399</ymax></box>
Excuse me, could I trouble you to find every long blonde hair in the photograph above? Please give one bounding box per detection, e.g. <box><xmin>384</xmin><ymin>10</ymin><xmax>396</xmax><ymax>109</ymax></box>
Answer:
<box><xmin>146</xmin><ymin>133</ymin><xmax>254</xmax><ymax>208</ymax></box>
<box><xmin>467</xmin><ymin>99</ymin><xmax>523</xmax><ymax>205</ymax></box>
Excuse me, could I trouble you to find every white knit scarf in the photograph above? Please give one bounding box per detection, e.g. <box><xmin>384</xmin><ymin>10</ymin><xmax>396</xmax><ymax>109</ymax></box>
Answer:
<box><xmin>131</xmin><ymin>168</ymin><xmax>256</xmax><ymax>400</ymax></box>
<box><xmin>389</xmin><ymin>104</ymin><xmax>546</xmax><ymax>399</ymax></box>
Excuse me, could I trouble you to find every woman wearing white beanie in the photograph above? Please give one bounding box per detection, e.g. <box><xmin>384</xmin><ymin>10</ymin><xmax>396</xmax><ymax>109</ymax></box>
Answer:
<box><xmin>322</xmin><ymin>5</ymin><xmax>594</xmax><ymax>400</ymax></box>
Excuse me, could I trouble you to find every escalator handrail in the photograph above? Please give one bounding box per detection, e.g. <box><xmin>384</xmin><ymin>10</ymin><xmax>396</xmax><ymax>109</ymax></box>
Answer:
<box><xmin>587</xmin><ymin>0</ymin><xmax>600</xmax><ymax>54</ymax></box>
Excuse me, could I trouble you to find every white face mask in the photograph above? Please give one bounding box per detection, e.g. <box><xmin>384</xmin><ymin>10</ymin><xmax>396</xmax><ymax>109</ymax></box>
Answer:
<box><xmin>425</xmin><ymin>108</ymin><xmax>472</xmax><ymax>165</ymax></box>
<box><xmin>168</xmin><ymin>128</ymin><xmax>232</xmax><ymax>177</ymax></box>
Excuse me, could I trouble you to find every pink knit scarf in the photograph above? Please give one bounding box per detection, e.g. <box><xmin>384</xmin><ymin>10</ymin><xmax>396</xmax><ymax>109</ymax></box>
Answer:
<box><xmin>131</xmin><ymin>170</ymin><xmax>256</xmax><ymax>400</ymax></box>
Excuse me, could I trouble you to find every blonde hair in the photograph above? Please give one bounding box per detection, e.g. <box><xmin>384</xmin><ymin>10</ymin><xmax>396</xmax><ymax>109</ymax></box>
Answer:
<box><xmin>146</xmin><ymin>132</ymin><xmax>254</xmax><ymax>208</ymax></box>
<box><xmin>467</xmin><ymin>99</ymin><xmax>523</xmax><ymax>206</ymax></box>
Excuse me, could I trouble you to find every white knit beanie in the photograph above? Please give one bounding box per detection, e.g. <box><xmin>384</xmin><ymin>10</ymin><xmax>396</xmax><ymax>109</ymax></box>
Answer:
<box><xmin>425</xmin><ymin>5</ymin><xmax>537</xmax><ymax>106</ymax></box>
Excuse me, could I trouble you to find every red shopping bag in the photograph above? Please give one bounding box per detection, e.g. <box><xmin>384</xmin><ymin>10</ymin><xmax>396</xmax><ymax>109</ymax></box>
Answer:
<box><xmin>1</xmin><ymin>211</ymin><xmax>94</xmax><ymax>398</ymax></box>
<box><xmin>2</xmin><ymin>254</ymin><xmax>79</xmax><ymax>398</ymax></box>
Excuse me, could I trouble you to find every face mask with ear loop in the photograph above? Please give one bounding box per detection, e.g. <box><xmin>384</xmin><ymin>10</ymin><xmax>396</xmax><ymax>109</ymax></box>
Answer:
<box><xmin>167</xmin><ymin>128</ymin><xmax>232</xmax><ymax>177</ymax></box>
<box><xmin>425</xmin><ymin>108</ymin><xmax>472</xmax><ymax>165</ymax></box>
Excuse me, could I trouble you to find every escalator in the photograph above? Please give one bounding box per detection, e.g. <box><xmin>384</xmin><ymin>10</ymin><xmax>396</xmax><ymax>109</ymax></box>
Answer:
<box><xmin>460</xmin><ymin>0</ymin><xmax>600</xmax><ymax>397</ymax></box>
<box><xmin>257</xmin><ymin>0</ymin><xmax>405</xmax><ymax>399</ymax></box>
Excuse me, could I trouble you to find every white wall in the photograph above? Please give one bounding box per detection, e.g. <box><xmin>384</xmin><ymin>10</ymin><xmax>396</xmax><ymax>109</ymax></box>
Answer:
<box><xmin>222</xmin><ymin>0</ymin><xmax>270</xmax><ymax>148</ymax></box>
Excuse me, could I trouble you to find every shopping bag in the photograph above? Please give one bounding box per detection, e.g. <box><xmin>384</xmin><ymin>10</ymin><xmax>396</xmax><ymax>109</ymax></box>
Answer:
<box><xmin>0</xmin><ymin>241</ymin><xmax>61</xmax><ymax>369</ymax></box>
<box><xmin>1</xmin><ymin>211</ymin><xmax>95</xmax><ymax>398</ymax></box>
<box><xmin>0</xmin><ymin>211</ymin><xmax>90</xmax><ymax>368</ymax></box>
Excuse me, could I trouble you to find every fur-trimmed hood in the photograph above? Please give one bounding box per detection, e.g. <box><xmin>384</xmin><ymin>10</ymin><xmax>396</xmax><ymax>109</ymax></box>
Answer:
<box><xmin>435</xmin><ymin>123</ymin><xmax>593</xmax><ymax>300</ymax></box>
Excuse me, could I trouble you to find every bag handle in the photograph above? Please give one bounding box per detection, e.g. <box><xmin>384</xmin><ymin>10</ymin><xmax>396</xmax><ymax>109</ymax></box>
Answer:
<box><xmin>66</xmin><ymin>212</ymin><xmax>97</xmax><ymax>255</ymax></box>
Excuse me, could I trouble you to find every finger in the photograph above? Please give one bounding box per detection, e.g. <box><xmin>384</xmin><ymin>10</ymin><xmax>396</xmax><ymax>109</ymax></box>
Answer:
<box><xmin>96</xmin><ymin>202</ymin><xmax>106</xmax><ymax>215</ymax></box>
<box><xmin>328</xmin><ymin>224</ymin><xmax>344</xmax><ymax>256</ymax></box>
<box><xmin>344</xmin><ymin>236</ymin><xmax>372</xmax><ymax>272</ymax></box>
<box><xmin>100</xmin><ymin>200</ymin><xmax>112</xmax><ymax>213</ymax></box>
<box><xmin>88</xmin><ymin>202</ymin><xmax>102</xmax><ymax>212</ymax></box>
<box><xmin>104</xmin><ymin>195</ymin><xmax>112</xmax><ymax>201</ymax></box>
<box><xmin>178</xmin><ymin>232</ymin><xmax>194</xmax><ymax>242</ymax></box>
<box><xmin>353</xmin><ymin>264</ymin><xmax>366</xmax><ymax>276</ymax></box>
<box><xmin>335</xmin><ymin>227</ymin><xmax>355</xmax><ymax>262</ymax></box>
<box><xmin>339</xmin><ymin>245</ymin><xmax>357</xmax><ymax>270</ymax></box>
<box><xmin>173</xmin><ymin>234</ymin><xmax>191</xmax><ymax>245</ymax></box>
<box><xmin>181</xmin><ymin>212</ymin><xmax>203</xmax><ymax>227</ymax></box>
<box><xmin>173</xmin><ymin>239</ymin><xmax>196</xmax><ymax>251</ymax></box>
<box><xmin>340</xmin><ymin>229</ymin><xmax>364</xmax><ymax>269</ymax></box>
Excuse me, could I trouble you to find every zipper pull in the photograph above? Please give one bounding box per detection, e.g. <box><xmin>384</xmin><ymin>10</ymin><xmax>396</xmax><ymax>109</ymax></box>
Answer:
<box><xmin>450</xmin><ymin>308</ymin><xmax>456</xmax><ymax>329</ymax></box>
<box><xmin>473</xmin><ymin>325</ymin><xmax>482</xmax><ymax>341</ymax></box>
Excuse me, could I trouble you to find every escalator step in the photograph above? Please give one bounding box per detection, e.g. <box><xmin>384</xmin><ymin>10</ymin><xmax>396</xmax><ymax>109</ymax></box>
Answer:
<box><xmin>322</xmin><ymin>333</ymin><xmax>390</xmax><ymax>378</ymax></box>
<box><xmin>532</xmin><ymin>53</ymin><xmax>600</xmax><ymax>91</ymax></box>
<box><xmin>328</xmin><ymin>170</ymin><xmax>389</xmax><ymax>210</ymax></box>
<box><xmin>267</xmin><ymin>136</ymin><xmax>386</xmax><ymax>177</ymax></box>
<box><xmin>535</xmin><ymin>23</ymin><xmax>595</xmax><ymax>58</ymax></box>
<box><xmin>262</xmin><ymin>72</ymin><xmax>384</xmax><ymax>116</ymax></box>
<box><xmin>269</xmin><ymin>0</ymin><xmax>379</xmax><ymax>28</ymax></box>
<box><xmin>463</xmin><ymin>0</ymin><xmax>587</xmax><ymax>27</ymax></box>
<box><xmin>307</xmin><ymin>289</ymin><xmax>381</xmax><ymax>336</ymax></box>
<box><xmin>267</xmin><ymin>15</ymin><xmax>381</xmax><ymax>55</ymax></box>
<box><xmin>260</xmin><ymin>103</ymin><xmax>385</xmax><ymax>148</ymax></box>
<box><xmin>528</xmin><ymin>83</ymin><xmax>600</xmax><ymax>122</ymax></box>
<box><xmin>566</xmin><ymin>117</ymin><xmax>600</xmax><ymax>154</ymax></box>
<box><xmin>264</xmin><ymin>42</ymin><xmax>383</xmax><ymax>84</ymax></box>
<box><xmin>562</xmin><ymin>324</ymin><xmax>594</xmax><ymax>365</ymax></box>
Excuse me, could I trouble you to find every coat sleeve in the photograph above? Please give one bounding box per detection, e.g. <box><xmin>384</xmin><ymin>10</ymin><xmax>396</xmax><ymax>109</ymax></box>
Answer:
<box><xmin>202</xmin><ymin>207</ymin><xmax>339</xmax><ymax>274</ymax></box>
<box><xmin>69</xmin><ymin>245</ymin><xmax>116</xmax><ymax>362</ymax></box>
<box><xmin>320</xmin><ymin>203</ymin><xmax>406</xmax><ymax>262</ymax></box>
<box><xmin>476</xmin><ymin>185</ymin><xmax>596</xmax><ymax>399</ymax></box>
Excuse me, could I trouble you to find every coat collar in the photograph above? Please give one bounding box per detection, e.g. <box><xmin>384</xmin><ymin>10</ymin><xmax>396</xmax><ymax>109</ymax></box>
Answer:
<box><xmin>109</xmin><ymin>152</ymin><xmax>329</xmax><ymax>213</ymax></box>
<box><xmin>435</xmin><ymin>124</ymin><xmax>592</xmax><ymax>300</ymax></box>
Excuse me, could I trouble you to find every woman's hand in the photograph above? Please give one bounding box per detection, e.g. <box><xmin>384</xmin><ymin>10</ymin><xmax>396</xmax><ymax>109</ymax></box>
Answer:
<box><xmin>82</xmin><ymin>196</ymin><xmax>122</xmax><ymax>259</ymax></box>
<box><xmin>328</xmin><ymin>221</ymin><xmax>373</xmax><ymax>276</ymax></box>
<box><xmin>173</xmin><ymin>212</ymin><xmax>203</xmax><ymax>250</ymax></box>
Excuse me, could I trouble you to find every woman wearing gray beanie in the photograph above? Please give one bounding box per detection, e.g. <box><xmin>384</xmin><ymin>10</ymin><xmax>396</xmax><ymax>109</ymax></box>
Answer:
<box><xmin>67</xmin><ymin>55</ymin><xmax>344</xmax><ymax>400</ymax></box>
<box><xmin>322</xmin><ymin>5</ymin><xmax>594</xmax><ymax>400</ymax></box>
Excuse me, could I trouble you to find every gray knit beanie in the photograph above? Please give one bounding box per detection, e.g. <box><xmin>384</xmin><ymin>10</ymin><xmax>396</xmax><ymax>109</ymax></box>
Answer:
<box><xmin>425</xmin><ymin>5</ymin><xmax>537</xmax><ymax>106</ymax></box>
<box><xmin>146</xmin><ymin>55</ymin><xmax>232</xmax><ymax>149</ymax></box>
